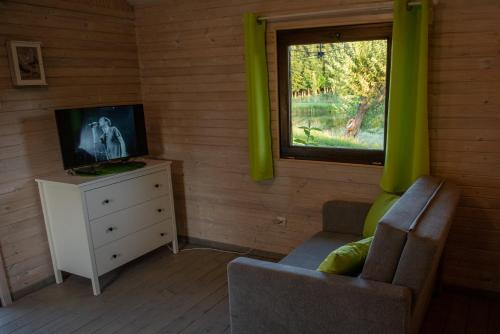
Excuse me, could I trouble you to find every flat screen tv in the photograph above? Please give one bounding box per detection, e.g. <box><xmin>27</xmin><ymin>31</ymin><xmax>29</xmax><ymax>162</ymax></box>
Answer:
<box><xmin>55</xmin><ymin>104</ymin><xmax>148</xmax><ymax>170</ymax></box>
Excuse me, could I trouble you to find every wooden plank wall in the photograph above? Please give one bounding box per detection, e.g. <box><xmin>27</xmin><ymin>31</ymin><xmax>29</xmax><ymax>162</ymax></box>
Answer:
<box><xmin>430</xmin><ymin>0</ymin><xmax>500</xmax><ymax>293</ymax></box>
<box><xmin>0</xmin><ymin>0</ymin><xmax>140</xmax><ymax>295</ymax></box>
<box><xmin>1</xmin><ymin>0</ymin><xmax>498</xmax><ymax>296</ymax></box>
<box><xmin>135</xmin><ymin>0</ymin><xmax>500</xmax><ymax>292</ymax></box>
<box><xmin>0</xmin><ymin>252</ymin><xmax>12</xmax><ymax>306</ymax></box>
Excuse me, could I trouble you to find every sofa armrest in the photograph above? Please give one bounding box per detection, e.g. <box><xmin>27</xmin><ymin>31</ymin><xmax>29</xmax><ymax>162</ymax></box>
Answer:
<box><xmin>323</xmin><ymin>200</ymin><xmax>371</xmax><ymax>235</ymax></box>
<box><xmin>228</xmin><ymin>257</ymin><xmax>412</xmax><ymax>334</ymax></box>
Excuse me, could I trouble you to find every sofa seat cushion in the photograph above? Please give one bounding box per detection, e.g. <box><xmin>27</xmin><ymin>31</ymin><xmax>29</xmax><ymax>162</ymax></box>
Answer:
<box><xmin>279</xmin><ymin>232</ymin><xmax>361</xmax><ymax>270</ymax></box>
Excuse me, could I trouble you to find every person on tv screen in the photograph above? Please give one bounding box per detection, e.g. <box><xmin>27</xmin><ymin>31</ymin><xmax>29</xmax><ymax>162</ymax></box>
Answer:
<box><xmin>90</xmin><ymin>117</ymin><xmax>127</xmax><ymax>160</ymax></box>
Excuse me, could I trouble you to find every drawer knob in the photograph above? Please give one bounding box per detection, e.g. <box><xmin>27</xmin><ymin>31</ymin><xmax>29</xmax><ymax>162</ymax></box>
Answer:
<box><xmin>154</xmin><ymin>184</ymin><xmax>160</xmax><ymax>188</ymax></box>
<box><xmin>157</xmin><ymin>208</ymin><xmax>164</xmax><ymax>213</ymax></box>
<box><xmin>106</xmin><ymin>226</ymin><xmax>116</xmax><ymax>233</ymax></box>
<box><xmin>102</xmin><ymin>199</ymin><xmax>110</xmax><ymax>205</ymax></box>
<box><xmin>111</xmin><ymin>253</ymin><xmax>121</xmax><ymax>260</ymax></box>
<box><xmin>160</xmin><ymin>233</ymin><xmax>166</xmax><ymax>237</ymax></box>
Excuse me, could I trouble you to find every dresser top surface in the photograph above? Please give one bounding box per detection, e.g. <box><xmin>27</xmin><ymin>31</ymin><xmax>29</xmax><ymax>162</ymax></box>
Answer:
<box><xmin>35</xmin><ymin>159</ymin><xmax>171</xmax><ymax>187</ymax></box>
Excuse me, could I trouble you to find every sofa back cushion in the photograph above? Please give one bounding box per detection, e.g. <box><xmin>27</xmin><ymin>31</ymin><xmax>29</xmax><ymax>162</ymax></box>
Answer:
<box><xmin>362</xmin><ymin>193</ymin><xmax>401</xmax><ymax>238</ymax></box>
<box><xmin>360</xmin><ymin>176</ymin><xmax>444</xmax><ymax>283</ymax></box>
<box><xmin>392</xmin><ymin>181</ymin><xmax>459</xmax><ymax>328</ymax></box>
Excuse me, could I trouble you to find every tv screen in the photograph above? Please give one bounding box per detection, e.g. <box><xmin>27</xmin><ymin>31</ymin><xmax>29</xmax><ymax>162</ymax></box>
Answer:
<box><xmin>55</xmin><ymin>104</ymin><xmax>148</xmax><ymax>170</ymax></box>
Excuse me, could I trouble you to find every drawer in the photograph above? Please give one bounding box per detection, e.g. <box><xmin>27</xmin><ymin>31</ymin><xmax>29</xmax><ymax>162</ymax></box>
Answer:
<box><xmin>90</xmin><ymin>196</ymin><xmax>172</xmax><ymax>249</ymax></box>
<box><xmin>94</xmin><ymin>222</ymin><xmax>172</xmax><ymax>276</ymax></box>
<box><xmin>85</xmin><ymin>171</ymin><xmax>169</xmax><ymax>220</ymax></box>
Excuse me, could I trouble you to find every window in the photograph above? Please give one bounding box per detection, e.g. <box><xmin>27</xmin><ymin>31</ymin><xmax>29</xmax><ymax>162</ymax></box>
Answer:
<box><xmin>277</xmin><ymin>23</ymin><xmax>392</xmax><ymax>165</ymax></box>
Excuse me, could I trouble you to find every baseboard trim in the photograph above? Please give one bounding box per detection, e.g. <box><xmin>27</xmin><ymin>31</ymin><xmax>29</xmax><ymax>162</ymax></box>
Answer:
<box><xmin>11</xmin><ymin>276</ymin><xmax>56</xmax><ymax>301</ymax></box>
<box><xmin>11</xmin><ymin>237</ymin><xmax>497</xmax><ymax>303</ymax></box>
<box><xmin>179</xmin><ymin>236</ymin><xmax>285</xmax><ymax>261</ymax></box>
<box><xmin>442</xmin><ymin>283</ymin><xmax>500</xmax><ymax>300</ymax></box>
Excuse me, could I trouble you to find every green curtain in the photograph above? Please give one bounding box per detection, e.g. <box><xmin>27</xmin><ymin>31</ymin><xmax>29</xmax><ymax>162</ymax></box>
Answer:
<box><xmin>243</xmin><ymin>13</ymin><xmax>274</xmax><ymax>181</ymax></box>
<box><xmin>380</xmin><ymin>0</ymin><xmax>430</xmax><ymax>194</ymax></box>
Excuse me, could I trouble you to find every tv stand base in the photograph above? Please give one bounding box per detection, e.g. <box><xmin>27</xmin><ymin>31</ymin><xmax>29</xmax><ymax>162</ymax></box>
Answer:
<box><xmin>72</xmin><ymin>160</ymin><xmax>146</xmax><ymax>176</ymax></box>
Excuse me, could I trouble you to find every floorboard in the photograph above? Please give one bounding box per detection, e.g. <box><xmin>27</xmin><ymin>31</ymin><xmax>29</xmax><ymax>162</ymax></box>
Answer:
<box><xmin>0</xmin><ymin>245</ymin><xmax>498</xmax><ymax>334</ymax></box>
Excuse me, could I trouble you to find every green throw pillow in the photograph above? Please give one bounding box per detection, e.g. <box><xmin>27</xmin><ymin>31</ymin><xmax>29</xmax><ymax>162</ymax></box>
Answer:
<box><xmin>362</xmin><ymin>193</ymin><xmax>400</xmax><ymax>238</ymax></box>
<box><xmin>317</xmin><ymin>237</ymin><xmax>373</xmax><ymax>276</ymax></box>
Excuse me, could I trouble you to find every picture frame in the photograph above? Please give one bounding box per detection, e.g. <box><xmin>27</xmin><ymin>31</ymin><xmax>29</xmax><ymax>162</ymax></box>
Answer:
<box><xmin>6</xmin><ymin>40</ymin><xmax>47</xmax><ymax>87</ymax></box>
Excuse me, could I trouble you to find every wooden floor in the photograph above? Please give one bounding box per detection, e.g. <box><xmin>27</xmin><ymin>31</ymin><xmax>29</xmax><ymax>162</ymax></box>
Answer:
<box><xmin>0</xmin><ymin>246</ymin><xmax>499</xmax><ymax>334</ymax></box>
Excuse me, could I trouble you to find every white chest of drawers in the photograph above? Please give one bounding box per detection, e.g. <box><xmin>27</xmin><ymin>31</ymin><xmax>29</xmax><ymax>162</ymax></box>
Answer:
<box><xmin>35</xmin><ymin>159</ymin><xmax>178</xmax><ymax>296</ymax></box>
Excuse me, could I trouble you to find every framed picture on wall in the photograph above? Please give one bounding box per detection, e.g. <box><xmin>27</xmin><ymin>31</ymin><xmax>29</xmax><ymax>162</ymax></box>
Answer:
<box><xmin>6</xmin><ymin>41</ymin><xmax>47</xmax><ymax>86</ymax></box>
